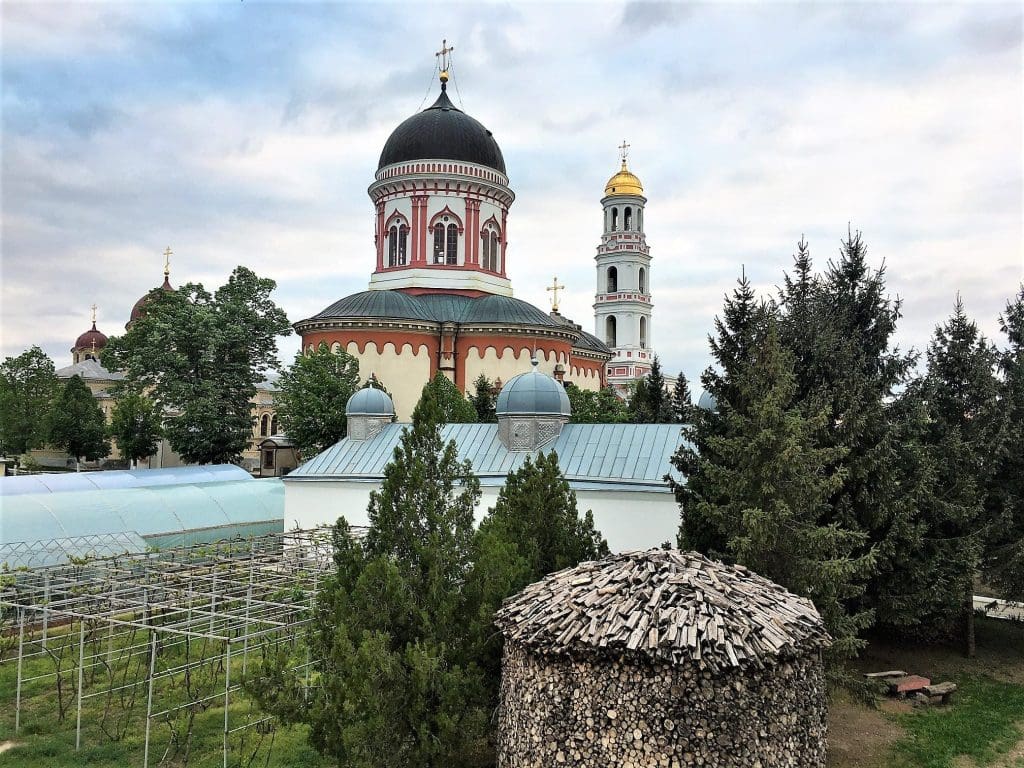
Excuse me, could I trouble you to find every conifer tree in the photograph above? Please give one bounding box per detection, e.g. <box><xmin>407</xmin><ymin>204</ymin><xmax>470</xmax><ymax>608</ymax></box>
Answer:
<box><xmin>468</xmin><ymin>374</ymin><xmax>497</xmax><ymax>423</ymax></box>
<box><xmin>628</xmin><ymin>356</ymin><xmax>674</xmax><ymax>423</ymax></box>
<box><xmin>49</xmin><ymin>375</ymin><xmax>110</xmax><ymax>468</ymax></box>
<box><xmin>251</xmin><ymin>376</ymin><xmax>490</xmax><ymax>766</ymax></box>
<box><xmin>673</xmin><ymin>315</ymin><xmax>873</xmax><ymax>659</ymax></box>
<box><xmin>466</xmin><ymin>452</ymin><xmax>609</xmax><ymax>718</ymax></box>
<box><xmin>418</xmin><ymin>371</ymin><xmax>477</xmax><ymax>423</ymax></box>
<box><xmin>985</xmin><ymin>287</ymin><xmax>1024</xmax><ymax>600</ymax></box>
<box><xmin>671</xmin><ymin>371</ymin><xmax>694</xmax><ymax>424</ymax></box>
<box><xmin>918</xmin><ymin>298</ymin><xmax>1001</xmax><ymax>655</ymax></box>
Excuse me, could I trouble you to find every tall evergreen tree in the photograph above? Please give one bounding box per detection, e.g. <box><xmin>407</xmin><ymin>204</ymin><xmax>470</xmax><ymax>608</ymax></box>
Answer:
<box><xmin>103</xmin><ymin>266</ymin><xmax>291</xmax><ymax>464</ymax></box>
<box><xmin>250</xmin><ymin>377</ymin><xmax>489</xmax><ymax>766</ymax></box>
<box><xmin>276</xmin><ymin>343</ymin><xmax>362</xmax><ymax>457</ymax></box>
<box><xmin>0</xmin><ymin>346</ymin><xmax>59</xmax><ymax>460</ymax></box>
<box><xmin>466</xmin><ymin>452</ymin><xmax>608</xmax><ymax>699</ymax></box>
<box><xmin>673</xmin><ymin>316</ymin><xmax>873</xmax><ymax>659</ymax></box>
<box><xmin>918</xmin><ymin>298</ymin><xmax>1001</xmax><ymax>655</ymax></box>
<box><xmin>49</xmin><ymin>375</ymin><xmax>110</xmax><ymax>468</ymax></box>
<box><xmin>671</xmin><ymin>371</ymin><xmax>694</xmax><ymax>424</ymax></box>
<box><xmin>417</xmin><ymin>371</ymin><xmax>477</xmax><ymax>424</ymax></box>
<box><xmin>776</xmin><ymin>231</ymin><xmax>922</xmax><ymax>634</ymax></box>
<box><xmin>468</xmin><ymin>374</ymin><xmax>497</xmax><ymax>423</ymax></box>
<box><xmin>985</xmin><ymin>287</ymin><xmax>1024</xmax><ymax>600</ymax></box>
<box><xmin>627</xmin><ymin>356</ymin><xmax>674</xmax><ymax>423</ymax></box>
<box><xmin>109</xmin><ymin>391</ymin><xmax>163</xmax><ymax>467</ymax></box>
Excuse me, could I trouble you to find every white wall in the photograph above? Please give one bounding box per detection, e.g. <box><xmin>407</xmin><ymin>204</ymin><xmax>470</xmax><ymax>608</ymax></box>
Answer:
<box><xmin>285</xmin><ymin>479</ymin><xmax>679</xmax><ymax>552</ymax></box>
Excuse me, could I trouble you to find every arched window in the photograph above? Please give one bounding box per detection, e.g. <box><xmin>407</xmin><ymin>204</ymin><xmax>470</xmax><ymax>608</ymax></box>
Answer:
<box><xmin>398</xmin><ymin>224</ymin><xmax>408</xmax><ymax>265</ymax></box>
<box><xmin>260</xmin><ymin>414</ymin><xmax>270</xmax><ymax>437</ymax></box>
<box><xmin>270</xmin><ymin>415</ymin><xmax>279</xmax><ymax>436</ymax></box>
<box><xmin>433</xmin><ymin>223</ymin><xmax>445</xmax><ymax>263</ymax></box>
<box><xmin>446</xmin><ymin>223</ymin><xmax>458</xmax><ymax>264</ymax></box>
<box><xmin>624</xmin><ymin>206</ymin><xmax>632</xmax><ymax>231</ymax></box>
<box><xmin>388</xmin><ymin>226</ymin><xmax>398</xmax><ymax>266</ymax></box>
<box><xmin>640</xmin><ymin>316</ymin><xmax>647</xmax><ymax>349</ymax></box>
<box><xmin>607</xmin><ymin>266</ymin><xmax>618</xmax><ymax>293</ymax></box>
<box><xmin>611</xmin><ymin>207</ymin><xmax>619</xmax><ymax>232</ymax></box>
<box><xmin>606</xmin><ymin>316</ymin><xmax>617</xmax><ymax>347</ymax></box>
<box><xmin>638</xmin><ymin>267</ymin><xmax>646</xmax><ymax>293</ymax></box>
<box><xmin>637</xmin><ymin>208</ymin><xmax>643</xmax><ymax>231</ymax></box>
<box><xmin>480</xmin><ymin>222</ymin><xmax>501</xmax><ymax>272</ymax></box>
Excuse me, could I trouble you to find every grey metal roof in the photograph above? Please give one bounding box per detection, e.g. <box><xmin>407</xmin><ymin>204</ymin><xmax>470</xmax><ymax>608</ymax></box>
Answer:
<box><xmin>287</xmin><ymin>423</ymin><xmax>685</xmax><ymax>492</ymax></box>
<box><xmin>310</xmin><ymin>290</ymin><xmax>562</xmax><ymax>328</ymax></box>
<box><xmin>54</xmin><ymin>358</ymin><xmax>125</xmax><ymax>381</ymax></box>
<box><xmin>496</xmin><ymin>367</ymin><xmax>571</xmax><ymax>417</ymax></box>
<box><xmin>698</xmin><ymin>390</ymin><xmax>718</xmax><ymax>411</ymax></box>
<box><xmin>346</xmin><ymin>387</ymin><xmax>396</xmax><ymax>416</ymax></box>
<box><xmin>574</xmin><ymin>329</ymin><xmax>612</xmax><ymax>354</ymax></box>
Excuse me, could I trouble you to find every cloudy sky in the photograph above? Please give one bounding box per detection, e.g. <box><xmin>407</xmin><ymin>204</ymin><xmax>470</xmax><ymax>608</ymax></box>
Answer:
<box><xmin>2</xmin><ymin>1</ymin><xmax>1021</xmax><ymax>384</ymax></box>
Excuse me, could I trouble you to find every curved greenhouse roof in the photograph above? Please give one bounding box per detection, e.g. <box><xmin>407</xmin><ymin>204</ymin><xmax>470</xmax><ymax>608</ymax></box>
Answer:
<box><xmin>0</xmin><ymin>466</ymin><xmax>283</xmax><ymax>566</ymax></box>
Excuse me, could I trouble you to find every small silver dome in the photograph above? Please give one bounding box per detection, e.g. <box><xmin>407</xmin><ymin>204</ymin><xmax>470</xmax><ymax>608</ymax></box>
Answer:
<box><xmin>496</xmin><ymin>361</ymin><xmax>571</xmax><ymax>417</ymax></box>
<box><xmin>697</xmin><ymin>390</ymin><xmax>718</xmax><ymax>412</ymax></box>
<box><xmin>345</xmin><ymin>386</ymin><xmax>396</xmax><ymax>416</ymax></box>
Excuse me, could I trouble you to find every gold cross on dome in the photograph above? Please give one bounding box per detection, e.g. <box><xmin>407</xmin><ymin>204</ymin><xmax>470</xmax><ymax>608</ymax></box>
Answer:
<box><xmin>618</xmin><ymin>139</ymin><xmax>631</xmax><ymax>167</ymax></box>
<box><xmin>547</xmin><ymin>276</ymin><xmax>566</xmax><ymax>312</ymax></box>
<box><xmin>163</xmin><ymin>246</ymin><xmax>172</xmax><ymax>276</ymax></box>
<box><xmin>90</xmin><ymin>303</ymin><xmax>97</xmax><ymax>324</ymax></box>
<box><xmin>435</xmin><ymin>39</ymin><xmax>454</xmax><ymax>72</ymax></box>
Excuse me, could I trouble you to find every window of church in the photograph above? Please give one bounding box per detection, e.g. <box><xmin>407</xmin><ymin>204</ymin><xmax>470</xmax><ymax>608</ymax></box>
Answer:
<box><xmin>490</xmin><ymin>231</ymin><xmax>500</xmax><ymax>271</ymax></box>
<box><xmin>433</xmin><ymin>223</ymin><xmax>445</xmax><ymax>263</ymax></box>
<box><xmin>607</xmin><ymin>266</ymin><xmax>618</xmax><ymax>293</ymax></box>
<box><xmin>639</xmin><ymin>267</ymin><xmax>646</xmax><ymax>293</ymax></box>
<box><xmin>640</xmin><ymin>316</ymin><xmax>647</xmax><ymax>349</ymax></box>
<box><xmin>611</xmin><ymin>208</ymin><xmax>619</xmax><ymax>232</ymax></box>
<box><xmin>271</xmin><ymin>415</ymin><xmax>279</xmax><ymax>436</ymax></box>
<box><xmin>398</xmin><ymin>225</ymin><xmax>408</xmax><ymax>265</ymax></box>
<box><xmin>260</xmin><ymin>414</ymin><xmax>270</xmax><ymax>437</ymax></box>
<box><xmin>446</xmin><ymin>223</ymin><xmax>458</xmax><ymax>264</ymax></box>
<box><xmin>624</xmin><ymin>207</ymin><xmax>632</xmax><ymax>231</ymax></box>
<box><xmin>388</xmin><ymin>226</ymin><xmax>398</xmax><ymax>266</ymax></box>
<box><xmin>480</xmin><ymin>223</ymin><xmax>501</xmax><ymax>271</ymax></box>
<box><xmin>606</xmin><ymin>315</ymin><xmax>617</xmax><ymax>347</ymax></box>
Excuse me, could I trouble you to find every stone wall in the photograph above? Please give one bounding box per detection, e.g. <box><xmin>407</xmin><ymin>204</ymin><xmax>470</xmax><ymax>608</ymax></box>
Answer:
<box><xmin>497</xmin><ymin>642</ymin><xmax>828</xmax><ymax>768</ymax></box>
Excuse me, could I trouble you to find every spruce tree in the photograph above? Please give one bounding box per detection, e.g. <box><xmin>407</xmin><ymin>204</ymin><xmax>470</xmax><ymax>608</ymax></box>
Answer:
<box><xmin>985</xmin><ymin>287</ymin><xmax>1024</xmax><ymax>600</ymax></box>
<box><xmin>468</xmin><ymin>374</ymin><xmax>497</xmax><ymax>423</ymax></box>
<box><xmin>673</xmin><ymin>316</ymin><xmax>872</xmax><ymax>659</ymax></box>
<box><xmin>252</xmin><ymin>376</ymin><xmax>489</xmax><ymax>766</ymax></box>
<box><xmin>671</xmin><ymin>371</ymin><xmax>694</xmax><ymax>424</ymax></box>
<box><xmin>627</xmin><ymin>356</ymin><xmax>674</xmax><ymax>423</ymax></box>
<box><xmin>418</xmin><ymin>371</ymin><xmax>477</xmax><ymax>423</ymax></box>
<box><xmin>49</xmin><ymin>375</ymin><xmax>110</xmax><ymax>468</ymax></box>
<box><xmin>919</xmin><ymin>298</ymin><xmax>1001</xmax><ymax>655</ymax></box>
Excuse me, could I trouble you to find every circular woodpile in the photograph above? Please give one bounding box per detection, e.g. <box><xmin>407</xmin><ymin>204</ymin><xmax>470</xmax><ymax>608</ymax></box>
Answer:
<box><xmin>494</xmin><ymin>549</ymin><xmax>832</xmax><ymax>767</ymax></box>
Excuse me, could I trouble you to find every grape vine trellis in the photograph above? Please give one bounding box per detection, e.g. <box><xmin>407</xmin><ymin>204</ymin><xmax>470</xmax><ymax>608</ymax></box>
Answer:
<box><xmin>0</xmin><ymin>527</ymin><xmax>353</xmax><ymax>767</ymax></box>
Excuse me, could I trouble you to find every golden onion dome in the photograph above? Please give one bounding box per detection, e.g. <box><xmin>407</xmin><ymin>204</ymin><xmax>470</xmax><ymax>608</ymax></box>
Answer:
<box><xmin>604</xmin><ymin>160</ymin><xmax>644</xmax><ymax>196</ymax></box>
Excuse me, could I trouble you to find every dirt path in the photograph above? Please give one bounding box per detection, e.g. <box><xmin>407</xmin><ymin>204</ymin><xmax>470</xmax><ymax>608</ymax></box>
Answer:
<box><xmin>827</xmin><ymin>695</ymin><xmax>905</xmax><ymax>768</ymax></box>
<box><xmin>0</xmin><ymin>741</ymin><xmax>18</xmax><ymax>755</ymax></box>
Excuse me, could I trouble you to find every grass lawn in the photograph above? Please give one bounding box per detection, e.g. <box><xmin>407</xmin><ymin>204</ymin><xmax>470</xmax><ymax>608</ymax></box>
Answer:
<box><xmin>829</xmin><ymin>616</ymin><xmax>1024</xmax><ymax>768</ymax></box>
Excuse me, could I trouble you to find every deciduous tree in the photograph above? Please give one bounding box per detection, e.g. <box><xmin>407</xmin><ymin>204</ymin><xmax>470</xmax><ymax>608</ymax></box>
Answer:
<box><xmin>109</xmin><ymin>391</ymin><xmax>163</xmax><ymax>467</ymax></box>
<box><xmin>565</xmin><ymin>383</ymin><xmax>628</xmax><ymax>423</ymax></box>
<box><xmin>104</xmin><ymin>266</ymin><xmax>291</xmax><ymax>464</ymax></box>
<box><xmin>49</xmin><ymin>375</ymin><xmax>110</xmax><ymax>468</ymax></box>
<box><xmin>276</xmin><ymin>343</ymin><xmax>362</xmax><ymax>457</ymax></box>
<box><xmin>417</xmin><ymin>371</ymin><xmax>477</xmax><ymax>423</ymax></box>
<box><xmin>0</xmin><ymin>346</ymin><xmax>58</xmax><ymax>461</ymax></box>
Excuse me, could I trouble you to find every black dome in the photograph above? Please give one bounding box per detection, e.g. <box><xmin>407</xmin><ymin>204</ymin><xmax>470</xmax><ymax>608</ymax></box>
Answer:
<box><xmin>377</xmin><ymin>88</ymin><xmax>506</xmax><ymax>175</ymax></box>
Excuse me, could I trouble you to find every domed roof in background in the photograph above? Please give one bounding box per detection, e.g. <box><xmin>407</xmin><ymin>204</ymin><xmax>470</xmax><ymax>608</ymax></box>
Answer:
<box><xmin>378</xmin><ymin>87</ymin><xmax>506</xmax><ymax>175</ymax></box>
<box><xmin>346</xmin><ymin>386</ymin><xmax>396</xmax><ymax>416</ymax></box>
<box><xmin>128</xmin><ymin>272</ymin><xmax>174</xmax><ymax>328</ymax></box>
<box><xmin>697</xmin><ymin>390</ymin><xmax>718</xmax><ymax>412</ymax></box>
<box><xmin>74</xmin><ymin>322</ymin><xmax>108</xmax><ymax>352</ymax></box>
<box><xmin>311</xmin><ymin>290</ymin><xmax>564</xmax><ymax>328</ymax></box>
<box><xmin>604</xmin><ymin>160</ymin><xmax>644</xmax><ymax>197</ymax></box>
<box><xmin>496</xmin><ymin>360</ymin><xmax>571</xmax><ymax>418</ymax></box>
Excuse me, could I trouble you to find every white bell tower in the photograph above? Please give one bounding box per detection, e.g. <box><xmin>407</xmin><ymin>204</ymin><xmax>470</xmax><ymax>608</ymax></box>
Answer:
<box><xmin>594</xmin><ymin>141</ymin><xmax>654</xmax><ymax>394</ymax></box>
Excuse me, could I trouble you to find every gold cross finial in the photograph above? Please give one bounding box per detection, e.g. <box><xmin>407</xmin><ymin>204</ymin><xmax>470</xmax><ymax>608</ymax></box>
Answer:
<box><xmin>547</xmin><ymin>276</ymin><xmax>566</xmax><ymax>313</ymax></box>
<box><xmin>618</xmin><ymin>139</ymin><xmax>630</xmax><ymax>168</ymax></box>
<box><xmin>90</xmin><ymin>303</ymin><xmax>97</xmax><ymax>325</ymax></box>
<box><xmin>163</xmin><ymin>246</ymin><xmax>172</xmax><ymax>277</ymax></box>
